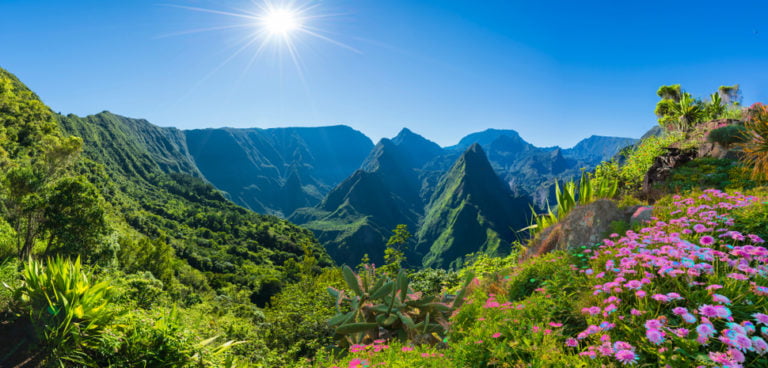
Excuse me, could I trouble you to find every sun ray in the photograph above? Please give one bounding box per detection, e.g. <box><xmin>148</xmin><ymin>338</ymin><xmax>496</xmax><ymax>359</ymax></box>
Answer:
<box><xmin>154</xmin><ymin>23</ymin><xmax>254</xmax><ymax>39</ymax></box>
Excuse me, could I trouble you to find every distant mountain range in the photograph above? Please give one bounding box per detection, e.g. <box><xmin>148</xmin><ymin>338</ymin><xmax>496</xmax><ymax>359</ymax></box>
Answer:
<box><xmin>56</xmin><ymin>111</ymin><xmax>636</xmax><ymax>269</ymax></box>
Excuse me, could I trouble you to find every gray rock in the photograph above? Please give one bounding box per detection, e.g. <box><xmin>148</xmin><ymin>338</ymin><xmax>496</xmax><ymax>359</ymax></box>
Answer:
<box><xmin>524</xmin><ymin>199</ymin><xmax>626</xmax><ymax>259</ymax></box>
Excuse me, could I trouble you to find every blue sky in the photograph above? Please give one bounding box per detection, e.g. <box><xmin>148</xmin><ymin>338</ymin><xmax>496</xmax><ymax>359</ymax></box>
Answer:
<box><xmin>1</xmin><ymin>0</ymin><xmax>766</xmax><ymax>147</ymax></box>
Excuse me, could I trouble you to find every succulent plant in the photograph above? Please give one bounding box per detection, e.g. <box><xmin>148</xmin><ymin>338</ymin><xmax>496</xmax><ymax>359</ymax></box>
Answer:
<box><xmin>327</xmin><ymin>264</ymin><xmax>472</xmax><ymax>345</ymax></box>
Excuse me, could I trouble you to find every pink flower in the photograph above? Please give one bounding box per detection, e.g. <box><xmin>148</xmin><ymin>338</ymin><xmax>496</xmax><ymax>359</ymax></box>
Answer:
<box><xmin>700</xmin><ymin>235</ymin><xmax>715</xmax><ymax>246</ymax></box>
<box><xmin>401</xmin><ymin>346</ymin><xmax>414</xmax><ymax>352</ymax></box>
<box><xmin>699</xmin><ymin>304</ymin><xmax>719</xmax><ymax>318</ymax></box>
<box><xmin>615</xmin><ymin>349</ymin><xmax>638</xmax><ymax>365</ymax></box>
<box><xmin>644</xmin><ymin>319</ymin><xmax>663</xmax><ymax>329</ymax></box>
<box><xmin>492</xmin><ymin>332</ymin><xmax>502</xmax><ymax>338</ymax></box>
<box><xmin>348</xmin><ymin>358</ymin><xmax>368</xmax><ymax>368</ymax></box>
<box><xmin>754</xmin><ymin>313</ymin><xmax>768</xmax><ymax>326</ymax></box>
<box><xmin>646</xmin><ymin>329</ymin><xmax>665</xmax><ymax>344</ymax></box>
<box><xmin>565</xmin><ymin>338</ymin><xmax>579</xmax><ymax>347</ymax></box>
<box><xmin>712</xmin><ymin>294</ymin><xmax>731</xmax><ymax>304</ymax></box>
<box><xmin>752</xmin><ymin>337</ymin><xmax>768</xmax><ymax>354</ymax></box>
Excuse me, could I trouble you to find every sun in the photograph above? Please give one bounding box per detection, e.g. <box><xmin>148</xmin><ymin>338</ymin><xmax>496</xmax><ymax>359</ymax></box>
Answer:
<box><xmin>261</xmin><ymin>8</ymin><xmax>302</xmax><ymax>36</ymax></box>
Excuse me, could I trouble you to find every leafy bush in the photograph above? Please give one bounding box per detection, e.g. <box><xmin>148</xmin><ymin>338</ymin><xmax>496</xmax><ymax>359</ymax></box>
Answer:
<box><xmin>707</xmin><ymin>124</ymin><xmax>746</xmax><ymax>148</ymax></box>
<box><xmin>618</xmin><ymin>131</ymin><xmax>685</xmax><ymax>191</ymax></box>
<box><xmin>408</xmin><ymin>268</ymin><xmax>459</xmax><ymax>295</ymax></box>
<box><xmin>0</xmin><ymin>218</ymin><xmax>16</xmax><ymax>259</ymax></box>
<box><xmin>665</xmin><ymin>157</ymin><xmax>756</xmax><ymax>192</ymax></box>
<box><xmin>0</xmin><ymin>258</ymin><xmax>20</xmax><ymax>312</ymax></box>
<box><xmin>730</xmin><ymin>187</ymin><xmax>768</xmax><ymax>241</ymax></box>
<box><xmin>13</xmin><ymin>256</ymin><xmax>121</xmax><ymax>364</ymax></box>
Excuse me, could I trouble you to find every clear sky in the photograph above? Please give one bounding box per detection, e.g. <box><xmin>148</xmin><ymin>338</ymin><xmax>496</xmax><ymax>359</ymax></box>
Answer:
<box><xmin>1</xmin><ymin>0</ymin><xmax>767</xmax><ymax>147</ymax></box>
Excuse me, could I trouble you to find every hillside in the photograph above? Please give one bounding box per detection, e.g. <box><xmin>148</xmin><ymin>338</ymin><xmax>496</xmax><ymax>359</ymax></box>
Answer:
<box><xmin>185</xmin><ymin>126</ymin><xmax>374</xmax><ymax>216</ymax></box>
<box><xmin>293</xmin><ymin>127</ymin><xmax>634</xmax><ymax>268</ymax></box>
<box><xmin>5</xmin><ymin>71</ymin><xmax>333</xmax><ymax>304</ymax></box>
<box><xmin>416</xmin><ymin>144</ymin><xmax>530</xmax><ymax>268</ymax></box>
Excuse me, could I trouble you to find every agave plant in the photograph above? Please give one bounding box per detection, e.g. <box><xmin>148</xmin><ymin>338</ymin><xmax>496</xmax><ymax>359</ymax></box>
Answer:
<box><xmin>327</xmin><ymin>265</ymin><xmax>472</xmax><ymax>345</ymax></box>
<box><xmin>12</xmin><ymin>256</ymin><xmax>121</xmax><ymax>362</ymax></box>
<box><xmin>523</xmin><ymin>172</ymin><xmax>619</xmax><ymax>238</ymax></box>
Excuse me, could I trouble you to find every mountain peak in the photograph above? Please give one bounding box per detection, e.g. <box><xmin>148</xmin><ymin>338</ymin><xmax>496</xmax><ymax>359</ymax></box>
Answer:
<box><xmin>451</xmin><ymin>128</ymin><xmax>524</xmax><ymax>151</ymax></box>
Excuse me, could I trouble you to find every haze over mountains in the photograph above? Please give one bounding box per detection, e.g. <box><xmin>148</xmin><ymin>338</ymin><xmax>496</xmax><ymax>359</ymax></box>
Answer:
<box><xmin>56</xmin><ymin>111</ymin><xmax>636</xmax><ymax>268</ymax></box>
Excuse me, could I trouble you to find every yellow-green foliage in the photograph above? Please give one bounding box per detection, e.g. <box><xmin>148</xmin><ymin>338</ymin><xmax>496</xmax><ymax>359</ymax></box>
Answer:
<box><xmin>617</xmin><ymin>131</ymin><xmax>685</xmax><ymax>191</ymax></box>
<box><xmin>14</xmin><ymin>256</ymin><xmax>120</xmax><ymax>362</ymax></box>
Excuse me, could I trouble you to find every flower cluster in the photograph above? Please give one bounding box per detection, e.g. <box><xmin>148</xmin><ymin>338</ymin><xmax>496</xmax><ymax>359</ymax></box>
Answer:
<box><xmin>571</xmin><ymin>189</ymin><xmax>767</xmax><ymax>367</ymax></box>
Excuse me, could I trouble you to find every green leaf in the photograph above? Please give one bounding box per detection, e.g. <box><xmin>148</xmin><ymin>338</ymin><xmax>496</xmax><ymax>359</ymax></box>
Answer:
<box><xmin>335</xmin><ymin>322</ymin><xmax>378</xmax><ymax>335</ymax></box>
<box><xmin>396</xmin><ymin>269</ymin><xmax>409</xmax><ymax>302</ymax></box>
<box><xmin>370</xmin><ymin>281</ymin><xmax>395</xmax><ymax>299</ymax></box>
<box><xmin>342</xmin><ymin>265</ymin><xmax>362</xmax><ymax>296</ymax></box>
<box><xmin>397</xmin><ymin>311</ymin><xmax>416</xmax><ymax>329</ymax></box>
<box><xmin>327</xmin><ymin>287</ymin><xmax>341</xmax><ymax>300</ymax></box>
<box><xmin>327</xmin><ymin>311</ymin><xmax>354</xmax><ymax>326</ymax></box>
<box><xmin>382</xmin><ymin>314</ymin><xmax>398</xmax><ymax>326</ymax></box>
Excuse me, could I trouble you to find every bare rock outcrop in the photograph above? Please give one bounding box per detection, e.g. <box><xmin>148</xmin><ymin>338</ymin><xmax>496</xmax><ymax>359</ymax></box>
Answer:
<box><xmin>523</xmin><ymin>200</ymin><xmax>627</xmax><ymax>260</ymax></box>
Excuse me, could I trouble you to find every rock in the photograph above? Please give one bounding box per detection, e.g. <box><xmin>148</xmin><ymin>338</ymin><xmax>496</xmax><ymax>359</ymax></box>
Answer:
<box><xmin>642</xmin><ymin>147</ymin><xmax>697</xmax><ymax>199</ymax></box>
<box><xmin>630</xmin><ymin>206</ymin><xmax>653</xmax><ymax>227</ymax></box>
<box><xmin>523</xmin><ymin>200</ymin><xmax>626</xmax><ymax>259</ymax></box>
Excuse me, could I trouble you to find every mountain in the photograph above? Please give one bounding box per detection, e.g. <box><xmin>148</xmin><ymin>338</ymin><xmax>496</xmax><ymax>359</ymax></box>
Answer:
<box><xmin>293</xmin><ymin>127</ymin><xmax>636</xmax><ymax>268</ymax></box>
<box><xmin>291</xmin><ymin>129</ymin><xmax>441</xmax><ymax>266</ymax></box>
<box><xmin>452</xmin><ymin>129</ymin><xmax>638</xmax><ymax>208</ymax></box>
<box><xmin>292</xmin><ymin>132</ymin><xmax>533</xmax><ymax>268</ymax></box>
<box><xmin>185</xmin><ymin>126</ymin><xmax>373</xmax><ymax>216</ymax></box>
<box><xmin>55</xmin><ymin>110</ymin><xmax>332</xmax><ymax>305</ymax></box>
<box><xmin>562</xmin><ymin>135</ymin><xmax>639</xmax><ymax>166</ymax></box>
<box><xmin>416</xmin><ymin>144</ymin><xmax>530</xmax><ymax>268</ymax></box>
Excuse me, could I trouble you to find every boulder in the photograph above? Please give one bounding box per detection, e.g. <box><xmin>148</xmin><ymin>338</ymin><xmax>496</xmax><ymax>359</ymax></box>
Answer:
<box><xmin>523</xmin><ymin>200</ymin><xmax>626</xmax><ymax>259</ymax></box>
<box><xmin>630</xmin><ymin>206</ymin><xmax>654</xmax><ymax>227</ymax></box>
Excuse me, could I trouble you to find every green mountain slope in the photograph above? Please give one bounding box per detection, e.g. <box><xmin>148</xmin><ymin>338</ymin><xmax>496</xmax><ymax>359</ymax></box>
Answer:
<box><xmin>293</xmin><ymin>132</ymin><xmax>533</xmax><ymax>269</ymax></box>
<box><xmin>56</xmin><ymin>110</ymin><xmax>331</xmax><ymax>305</ymax></box>
<box><xmin>416</xmin><ymin>144</ymin><xmax>530</xmax><ymax>268</ymax></box>
<box><xmin>185</xmin><ymin>126</ymin><xmax>373</xmax><ymax>216</ymax></box>
<box><xmin>291</xmin><ymin>132</ymin><xmax>431</xmax><ymax>266</ymax></box>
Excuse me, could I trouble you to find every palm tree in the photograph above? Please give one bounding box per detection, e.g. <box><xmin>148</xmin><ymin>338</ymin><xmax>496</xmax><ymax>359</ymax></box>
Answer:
<box><xmin>672</xmin><ymin>93</ymin><xmax>704</xmax><ymax>131</ymax></box>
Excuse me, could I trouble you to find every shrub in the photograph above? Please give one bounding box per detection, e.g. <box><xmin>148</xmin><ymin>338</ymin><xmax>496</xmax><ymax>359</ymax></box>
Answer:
<box><xmin>708</xmin><ymin>124</ymin><xmax>747</xmax><ymax>148</ymax></box>
<box><xmin>13</xmin><ymin>256</ymin><xmax>121</xmax><ymax>364</ymax></box>
<box><xmin>739</xmin><ymin>103</ymin><xmax>768</xmax><ymax>180</ymax></box>
<box><xmin>665</xmin><ymin>157</ymin><xmax>755</xmax><ymax>192</ymax></box>
<box><xmin>619</xmin><ymin>131</ymin><xmax>685</xmax><ymax>191</ymax></box>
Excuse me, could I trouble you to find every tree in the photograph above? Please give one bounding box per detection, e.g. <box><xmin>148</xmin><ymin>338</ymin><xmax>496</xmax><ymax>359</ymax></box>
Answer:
<box><xmin>705</xmin><ymin>92</ymin><xmax>726</xmax><ymax>121</ymax></box>
<box><xmin>1</xmin><ymin>136</ymin><xmax>83</xmax><ymax>259</ymax></box>
<box><xmin>43</xmin><ymin>176</ymin><xmax>110</xmax><ymax>259</ymax></box>
<box><xmin>657</xmin><ymin>84</ymin><xmax>682</xmax><ymax>101</ymax></box>
<box><xmin>718</xmin><ymin>84</ymin><xmax>742</xmax><ymax>106</ymax></box>
<box><xmin>379</xmin><ymin>224</ymin><xmax>411</xmax><ymax>276</ymax></box>
<box><xmin>672</xmin><ymin>93</ymin><xmax>705</xmax><ymax>131</ymax></box>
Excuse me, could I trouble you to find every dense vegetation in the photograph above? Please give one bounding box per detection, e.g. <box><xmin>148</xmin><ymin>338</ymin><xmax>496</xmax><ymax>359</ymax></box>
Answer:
<box><xmin>2</xmin><ymin>65</ymin><xmax>767</xmax><ymax>368</ymax></box>
<box><xmin>0</xmin><ymin>67</ymin><xmax>335</xmax><ymax>366</ymax></box>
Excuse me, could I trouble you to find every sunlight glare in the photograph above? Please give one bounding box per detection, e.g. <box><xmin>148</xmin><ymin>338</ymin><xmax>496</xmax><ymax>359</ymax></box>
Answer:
<box><xmin>261</xmin><ymin>8</ymin><xmax>302</xmax><ymax>36</ymax></box>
